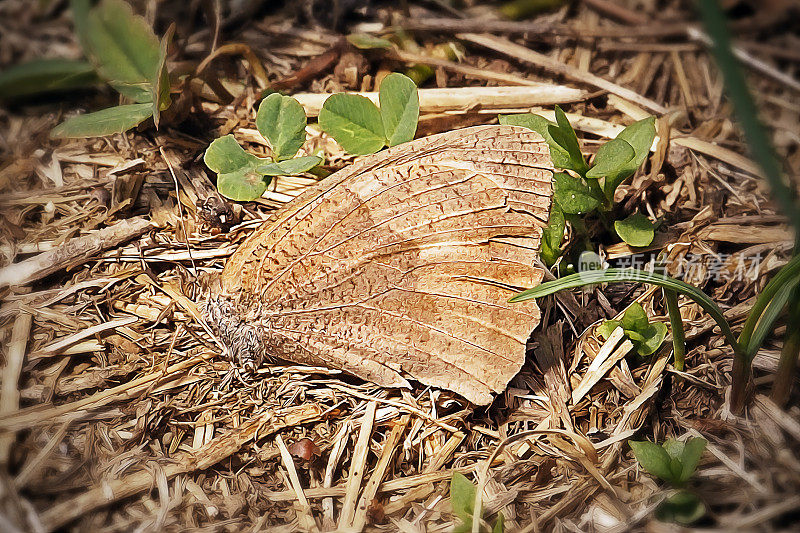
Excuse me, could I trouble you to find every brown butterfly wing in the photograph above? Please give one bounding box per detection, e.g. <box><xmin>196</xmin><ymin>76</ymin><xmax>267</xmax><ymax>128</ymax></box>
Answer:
<box><xmin>206</xmin><ymin>125</ymin><xmax>553</xmax><ymax>404</ymax></box>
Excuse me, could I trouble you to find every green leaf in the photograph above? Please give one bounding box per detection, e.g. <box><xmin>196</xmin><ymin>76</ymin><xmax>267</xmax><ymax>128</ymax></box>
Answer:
<box><xmin>615</xmin><ymin>213</ymin><xmax>655</xmax><ymax>247</ymax></box>
<box><xmin>603</xmin><ymin>117</ymin><xmax>656</xmax><ymax>199</ymax></box>
<box><xmin>50</xmin><ymin>103</ymin><xmax>153</xmax><ymax>138</ymax></box>
<box><xmin>151</xmin><ymin>24</ymin><xmax>173</xmax><ymax>128</ymax></box>
<box><xmin>662</xmin><ymin>438</ymin><xmax>684</xmax><ymax>460</ymax></box>
<box><xmin>550</xmin><ymin>105</ymin><xmax>588</xmax><ymax>173</ymax></box>
<box><xmin>257</xmin><ymin>156</ymin><xmax>322</xmax><ymax>176</ymax></box>
<box><xmin>626</xmin><ymin>329</ymin><xmax>648</xmax><ymax>344</ymax></box>
<box><xmin>346</xmin><ymin>33</ymin><xmax>393</xmax><ymax>49</ymax></box>
<box><xmin>449</xmin><ymin>472</ymin><xmax>476</xmax><ymax>524</ymax></box>
<box><xmin>629</xmin><ymin>440</ymin><xmax>676</xmax><ymax>483</ymax></box>
<box><xmin>0</xmin><ymin>59</ymin><xmax>99</xmax><ymax>100</ymax></box>
<box><xmin>318</xmin><ymin>93</ymin><xmax>385</xmax><ymax>155</ymax></box>
<box><xmin>204</xmin><ymin>135</ymin><xmax>270</xmax><ymax>201</ymax></box>
<box><xmin>669</xmin><ymin>457</ymin><xmax>684</xmax><ymax>482</ymax></box>
<box><xmin>80</xmin><ymin>0</ymin><xmax>162</xmax><ymax>103</ymax></box>
<box><xmin>540</xmin><ymin>201</ymin><xmax>565</xmax><ymax>266</ymax></box>
<box><xmin>618</xmin><ymin>117</ymin><xmax>657</xmax><ymax>170</ymax></box>
<box><xmin>379</xmin><ymin>73</ymin><xmax>419</xmax><ymax>147</ymax></box>
<box><xmin>636</xmin><ymin>322</ymin><xmax>667</xmax><ymax>356</ymax></box>
<box><xmin>492</xmin><ymin>512</ymin><xmax>505</xmax><ymax>533</ymax></box>
<box><xmin>586</xmin><ymin>138</ymin><xmax>635</xmax><ymax>179</ymax></box>
<box><xmin>70</xmin><ymin>0</ymin><xmax>92</xmax><ymax>50</ymax></box>
<box><xmin>499</xmin><ymin>113</ymin><xmax>571</xmax><ymax>169</ymax></box>
<box><xmin>553</xmin><ymin>172</ymin><xmax>601</xmax><ymax>215</ymax></box>
<box><xmin>204</xmin><ymin>135</ymin><xmax>259</xmax><ymax>174</ymax></box>
<box><xmin>617</xmin><ymin>302</ymin><xmax>667</xmax><ymax>356</ymax></box>
<box><xmin>679</xmin><ymin>438</ymin><xmax>707</xmax><ymax>483</ymax></box>
<box><xmin>256</xmin><ymin>93</ymin><xmax>308</xmax><ymax>161</ymax></box>
<box><xmin>509</xmin><ymin>268</ymin><xmax>739</xmax><ymax>352</ymax></box>
<box><xmin>597</xmin><ymin>320</ymin><xmax>621</xmax><ymax>340</ymax></box>
<box><xmin>655</xmin><ymin>490</ymin><xmax>705</xmax><ymax>525</ymax></box>
<box><xmin>621</xmin><ymin>303</ymin><xmax>649</xmax><ymax>334</ymax></box>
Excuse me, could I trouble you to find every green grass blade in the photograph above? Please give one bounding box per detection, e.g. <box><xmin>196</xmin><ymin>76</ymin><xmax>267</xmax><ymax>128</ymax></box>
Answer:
<box><xmin>510</xmin><ymin>268</ymin><xmax>738</xmax><ymax>349</ymax></box>
<box><xmin>737</xmin><ymin>253</ymin><xmax>800</xmax><ymax>358</ymax></box>
<box><xmin>744</xmin><ymin>281</ymin><xmax>800</xmax><ymax>360</ymax></box>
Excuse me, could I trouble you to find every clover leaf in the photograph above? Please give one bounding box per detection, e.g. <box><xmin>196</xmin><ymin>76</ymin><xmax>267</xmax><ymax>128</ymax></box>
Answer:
<box><xmin>206</xmin><ymin>94</ymin><xmax>320</xmax><ymax>201</ymax></box>
<box><xmin>256</xmin><ymin>93</ymin><xmax>308</xmax><ymax>161</ymax></box>
<box><xmin>257</xmin><ymin>156</ymin><xmax>321</xmax><ymax>176</ymax></box>
<box><xmin>379</xmin><ymin>72</ymin><xmax>419</xmax><ymax>147</ymax></box>
<box><xmin>318</xmin><ymin>73</ymin><xmax>420</xmax><ymax>155</ymax></box>
<box><xmin>319</xmin><ymin>93</ymin><xmax>386</xmax><ymax>155</ymax></box>
<box><xmin>204</xmin><ymin>135</ymin><xmax>270</xmax><ymax>201</ymax></box>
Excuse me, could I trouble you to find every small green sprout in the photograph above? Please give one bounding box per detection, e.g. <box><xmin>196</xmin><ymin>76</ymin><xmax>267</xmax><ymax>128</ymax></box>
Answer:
<box><xmin>449</xmin><ymin>472</ymin><xmax>505</xmax><ymax>533</ymax></box>
<box><xmin>629</xmin><ymin>437</ymin><xmax>707</xmax><ymax>525</ymax></box>
<box><xmin>500</xmin><ymin>107</ymin><xmax>657</xmax><ymax>265</ymax></box>
<box><xmin>597</xmin><ymin>302</ymin><xmax>668</xmax><ymax>356</ymax></box>
<box><xmin>346</xmin><ymin>33</ymin><xmax>394</xmax><ymax>50</ymax></box>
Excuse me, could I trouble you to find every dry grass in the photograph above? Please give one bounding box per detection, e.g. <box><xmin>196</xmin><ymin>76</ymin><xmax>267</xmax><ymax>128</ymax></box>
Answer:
<box><xmin>1</xmin><ymin>0</ymin><xmax>799</xmax><ymax>531</ymax></box>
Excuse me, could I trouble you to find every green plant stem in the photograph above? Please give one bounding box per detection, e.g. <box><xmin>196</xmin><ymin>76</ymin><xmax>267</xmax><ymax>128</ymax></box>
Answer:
<box><xmin>664</xmin><ymin>289</ymin><xmax>686</xmax><ymax>372</ymax></box>
<box><xmin>771</xmin><ymin>290</ymin><xmax>800</xmax><ymax>406</ymax></box>
<box><xmin>696</xmin><ymin>0</ymin><xmax>800</xmax><ymax>233</ymax></box>
<box><xmin>730</xmin><ymin>348</ymin><xmax>751</xmax><ymax>413</ymax></box>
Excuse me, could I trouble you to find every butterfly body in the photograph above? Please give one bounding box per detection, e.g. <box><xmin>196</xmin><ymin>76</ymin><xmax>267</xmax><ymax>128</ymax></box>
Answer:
<box><xmin>204</xmin><ymin>125</ymin><xmax>553</xmax><ymax>404</ymax></box>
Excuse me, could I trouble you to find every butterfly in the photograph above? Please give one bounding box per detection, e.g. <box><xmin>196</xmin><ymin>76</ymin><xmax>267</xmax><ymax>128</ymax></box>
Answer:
<box><xmin>204</xmin><ymin>125</ymin><xmax>553</xmax><ymax>404</ymax></box>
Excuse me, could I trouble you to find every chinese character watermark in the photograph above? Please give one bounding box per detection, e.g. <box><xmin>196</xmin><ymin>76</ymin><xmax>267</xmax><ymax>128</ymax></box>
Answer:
<box><xmin>580</xmin><ymin>252</ymin><xmax>763</xmax><ymax>283</ymax></box>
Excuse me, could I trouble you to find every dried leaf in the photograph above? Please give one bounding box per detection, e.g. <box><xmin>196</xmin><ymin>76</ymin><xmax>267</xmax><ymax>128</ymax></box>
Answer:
<box><xmin>204</xmin><ymin>125</ymin><xmax>553</xmax><ymax>404</ymax></box>
<box><xmin>288</xmin><ymin>437</ymin><xmax>321</xmax><ymax>461</ymax></box>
